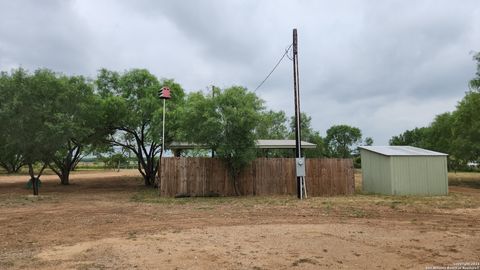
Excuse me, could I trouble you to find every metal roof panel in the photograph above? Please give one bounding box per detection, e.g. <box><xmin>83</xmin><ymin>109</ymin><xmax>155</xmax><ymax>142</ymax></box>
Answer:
<box><xmin>359</xmin><ymin>146</ymin><xmax>447</xmax><ymax>156</ymax></box>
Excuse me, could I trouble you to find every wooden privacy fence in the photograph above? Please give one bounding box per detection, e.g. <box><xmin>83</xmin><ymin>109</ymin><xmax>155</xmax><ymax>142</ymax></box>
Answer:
<box><xmin>159</xmin><ymin>158</ymin><xmax>354</xmax><ymax>197</ymax></box>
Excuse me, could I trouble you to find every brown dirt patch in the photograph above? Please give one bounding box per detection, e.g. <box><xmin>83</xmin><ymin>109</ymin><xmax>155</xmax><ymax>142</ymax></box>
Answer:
<box><xmin>0</xmin><ymin>170</ymin><xmax>479</xmax><ymax>269</ymax></box>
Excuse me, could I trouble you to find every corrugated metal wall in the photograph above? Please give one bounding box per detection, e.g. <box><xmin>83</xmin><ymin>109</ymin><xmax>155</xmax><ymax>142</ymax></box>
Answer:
<box><xmin>390</xmin><ymin>156</ymin><xmax>448</xmax><ymax>195</ymax></box>
<box><xmin>361</xmin><ymin>149</ymin><xmax>448</xmax><ymax>196</ymax></box>
<box><xmin>360</xmin><ymin>149</ymin><xmax>391</xmax><ymax>194</ymax></box>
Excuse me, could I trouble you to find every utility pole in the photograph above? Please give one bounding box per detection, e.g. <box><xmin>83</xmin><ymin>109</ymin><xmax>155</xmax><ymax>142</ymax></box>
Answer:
<box><xmin>293</xmin><ymin>28</ymin><xmax>306</xmax><ymax>199</ymax></box>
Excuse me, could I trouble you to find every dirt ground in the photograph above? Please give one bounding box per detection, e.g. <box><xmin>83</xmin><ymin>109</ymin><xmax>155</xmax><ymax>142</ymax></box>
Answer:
<box><xmin>0</xmin><ymin>170</ymin><xmax>479</xmax><ymax>270</ymax></box>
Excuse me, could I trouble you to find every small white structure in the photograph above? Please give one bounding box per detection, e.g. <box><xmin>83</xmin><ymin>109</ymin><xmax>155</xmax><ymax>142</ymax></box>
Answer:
<box><xmin>170</xmin><ymin>140</ymin><xmax>316</xmax><ymax>150</ymax></box>
<box><xmin>359</xmin><ymin>146</ymin><xmax>448</xmax><ymax>196</ymax></box>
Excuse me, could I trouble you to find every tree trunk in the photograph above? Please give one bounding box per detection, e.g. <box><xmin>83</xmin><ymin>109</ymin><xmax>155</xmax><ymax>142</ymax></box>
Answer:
<box><xmin>1</xmin><ymin>161</ymin><xmax>23</xmax><ymax>174</ymax></box>
<box><xmin>144</xmin><ymin>165</ymin><xmax>156</xmax><ymax>186</ymax></box>
<box><xmin>60</xmin><ymin>170</ymin><xmax>70</xmax><ymax>185</ymax></box>
<box><xmin>13</xmin><ymin>164</ymin><xmax>23</xmax><ymax>173</ymax></box>
<box><xmin>137</xmin><ymin>153</ymin><xmax>159</xmax><ymax>187</ymax></box>
<box><xmin>5</xmin><ymin>166</ymin><xmax>16</xmax><ymax>174</ymax></box>
<box><xmin>32</xmin><ymin>177</ymin><xmax>39</xmax><ymax>196</ymax></box>
<box><xmin>110</xmin><ymin>128</ymin><xmax>161</xmax><ymax>188</ymax></box>
<box><xmin>50</xmin><ymin>142</ymin><xmax>82</xmax><ymax>185</ymax></box>
<box><xmin>28</xmin><ymin>163</ymin><xmax>42</xmax><ymax>196</ymax></box>
<box><xmin>229</xmin><ymin>168</ymin><xmax>241</xmax><ymax>196</ymax></box>
<box><xmin>50</xmin><ymin>164</ymin><xmax>71</xmax><ymax>185</ymax></box>
<box><xmin>13</xmin><ymin>156</ymin><xmax>24</xmax><ymax>173</ymax></box>
<box><xmin>232</xmin><ymin>176</ymin><xmax>240</xmax><ymax>196</ymax></box>
<box><xmin>144</xmin><ymin>177</ymin><xmax>150</xmax><ymax>186</ymax></box>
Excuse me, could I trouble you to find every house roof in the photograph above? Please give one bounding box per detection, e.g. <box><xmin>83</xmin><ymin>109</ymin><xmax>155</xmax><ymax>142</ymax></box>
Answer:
<box><xmin>359</xmin><ymin>146</ymin><xmax>448</xmax><ymax>156</ymax></box>
<box><xmin>169</xmin><ymin>139</ymin><xmax>316</xmax><ymax>150</ymax></box>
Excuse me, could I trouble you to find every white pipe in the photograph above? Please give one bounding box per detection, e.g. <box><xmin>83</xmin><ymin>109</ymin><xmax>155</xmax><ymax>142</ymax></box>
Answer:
<box><xmin>162</xmin><ymin>99</ymin><xmax>166</xmax><ymax>155</ymax></box>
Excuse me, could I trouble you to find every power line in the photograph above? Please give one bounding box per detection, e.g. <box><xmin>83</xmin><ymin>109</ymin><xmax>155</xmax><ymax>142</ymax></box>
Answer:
<box><xmin>253</xmin><ymin>44</ymin><xmax>293</xmax><ymax>92</ymax></box>
<box><xmin>286</xmin><ymin>43</ymin><xmax>294</xmax><ymax>61</ymax></box>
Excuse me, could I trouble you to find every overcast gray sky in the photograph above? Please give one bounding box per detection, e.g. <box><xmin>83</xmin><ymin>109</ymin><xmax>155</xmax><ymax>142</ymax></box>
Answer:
<box><xmin>1</xmin><ymin>0</ymin><xmax>479</xmax><ymax>144</ymax></box>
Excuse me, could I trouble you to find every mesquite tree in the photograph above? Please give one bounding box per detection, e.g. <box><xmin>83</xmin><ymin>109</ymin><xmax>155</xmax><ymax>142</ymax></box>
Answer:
<box><xmin>48</xmin><ymin>76</ymin><xmax>105</xmax><ymax>185</ymax></box>
<box><xmin>1</xmin><ymin>69</ymin><xmax>103</xmax><ymax>193</ymax></box>
<box><xmin>180</xmin><ymin>86</ymin><xmax>263</xmax><ymax>195</ymax></box>
<box><xmin>15</xmin><ymin>69</ymin><xmax>69</xmax><ymax>195</ymax></box>
<box><xmin>96</xmin><ymin>69</ymin><xmax>185</xmax><ymax>186</ymax></box>
<box><xmin>0</xmin><ymin>70</ymin><xmax>25</xmax><ymax>173</ymax></box>
<box><xmin>325</xmin><ymin>125</ymin><xmax>362</xmax><ymax>158</ymax></box>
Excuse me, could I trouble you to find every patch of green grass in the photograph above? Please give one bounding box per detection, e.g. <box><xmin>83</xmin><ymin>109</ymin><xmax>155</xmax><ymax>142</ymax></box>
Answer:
<box><xmin>321</xmin><ymin>201</ymin><xmax>333</xmax><ymax>213</ymax></box>
<box><xmin>348</xmin><ymin>207</ymin><xmax>368</xmax><ymax>218</ymax></box>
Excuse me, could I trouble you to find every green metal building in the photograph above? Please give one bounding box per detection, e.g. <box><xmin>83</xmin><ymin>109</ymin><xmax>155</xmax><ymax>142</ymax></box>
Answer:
<box><xmin>359</xmin><ymin>146</ymin><xmax>448</xmax><ymax>196</ymax></box>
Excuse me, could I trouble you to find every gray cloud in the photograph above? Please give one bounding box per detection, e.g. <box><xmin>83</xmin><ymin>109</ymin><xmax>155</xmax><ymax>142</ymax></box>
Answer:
<box><xmin>0</xmin><ymin>0</ymin><xmax>93</xmax><ymax>74</ymax></box>
<box><xmin>1</xmin><ymin>0</ymin><xmax>479</xmax><ymax>144</ymax></box>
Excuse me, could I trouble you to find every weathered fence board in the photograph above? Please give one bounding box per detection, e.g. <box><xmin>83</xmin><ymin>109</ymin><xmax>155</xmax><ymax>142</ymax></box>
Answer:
<box><xmin>159</xmin><ymin>158</ymin><xmax>354</xmax><ymax>197</ymax></box>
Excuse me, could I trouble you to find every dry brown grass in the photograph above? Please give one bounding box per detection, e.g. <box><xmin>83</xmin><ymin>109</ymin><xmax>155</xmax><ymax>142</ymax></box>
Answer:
<box><xmin>449</xmin><ymin>171</ymin><xmax>480</xmax><ymax>188</ymax></box>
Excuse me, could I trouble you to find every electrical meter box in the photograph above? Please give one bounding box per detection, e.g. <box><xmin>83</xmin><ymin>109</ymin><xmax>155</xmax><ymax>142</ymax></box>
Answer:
<box><xmin>296</xmin><ymin>157</ymin><xmax>306</xmax><ymax>177</ymax></box>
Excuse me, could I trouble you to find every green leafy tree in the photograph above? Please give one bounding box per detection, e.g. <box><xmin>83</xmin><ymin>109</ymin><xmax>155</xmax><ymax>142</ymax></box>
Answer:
<box><xmin>47</xmin><ymin>76</ymin><xmax>104</xmax><ymax>185</ymax></box>
<box><xmin>96</xmin><ymin>69</ymin><xmax>185</xmax><ymax>186</ymax></box>
<box><xmin>181</xmin><ymin>86</ymin><xmax>263</xmax><ymax>195</ymax></box>
<box><xmin>325</xmin><ymin>125</ymin><xmax>362</xmax><ymax>158</ymax></box>
<box><xmin>428</xmin><ymin>113</ymin><xmax>453</xmax><ymax>152</ymax></box>
<box><xmin>353</xmin><ymin>136</ymin><xmax>374</xmax><ymax>168</ymax></box>
<box><xmin>469</xmin><ymin>52</ymin><xmax>480</xmax><ymax>91</ymax></box>
<box><xmin>288</xmin><ymin>112</ymin><xmax>327</xmax><ymax>157</ymax></box>
<box><xmin>452</xmin><ymin>53</ymin><xmax>480</xmax><ymax>163</ymax></box>
<box><xmin>389</xmin><ymin>127</ymin><xmax>431</xmax><ymax>148</ymax></box>
<box><xmin>98</xmin><ymin>150</ymin><xmax>129</xmax><ymax>170</ymax></box>
<box><xmin>1</xmin><ymin>69</ymin><xmax>108</xmax><ymax>185</ymax></box>
<box><xmin>389</xmin><ymin>114</ymin><xmax>464</xmax><ymax>170</ymax></box>
<box><xmin>448</xmin><ymin>52</ymin><xmax>480</xmax><ymax>167</ymax></box>
<box><xmin>289</xmin><ymin>112</ymin><xmax>315</xmax><ymax>140</ymax></box>
<box><xmin>254</xmin><ymin>110</ymin><xmax>290</xmax><ymax>157</ymax></box>
<box><xmin>256</xmin><ymin>110</ymin><xmax>289</xmax><ymax>139</ymax></box>
<box><xmin>303</xmin><ymin>131</ymin><xmax>326</xmax><ymax>158</ymax></box>
<box><xmin>452</xmin><ymin>91</ymin><xmax>480</xmax><ymax>163</ymax></box>
<box><xmin>13</xmin><ymin>69</ymin><xmax>76</xmax><ymax>195</ymax></box>
<box><xmin>0</xmin><ymin>70</ymin><xmax>26</xmax><ymax>173</ymax></box>
<box><xmin>428</xmin><ymin>112</ymin><xmax>463</xmax><ymax>170</ymax></box>
<box><xmin>178</xmin><ymin>89</ymin><xmax>221</xmax><ymax>156</ymax></box>
<box><xmin>364</xmin><ymin>137</ymin><xmax>374</xmax><ymax>146</ymax></box>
